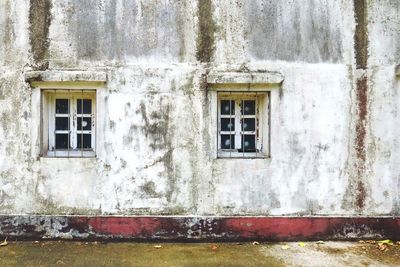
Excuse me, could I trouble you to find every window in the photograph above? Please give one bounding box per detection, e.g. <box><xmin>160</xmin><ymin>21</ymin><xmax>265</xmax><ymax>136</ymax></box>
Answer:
<box><xmin>217</xmin><ymin>92</ymin><xmax>269</xmax><ymax>158</ymax></box>
<box><xmin>42</xmin><ymin>90</ymin><xmax>96</xmax><ymax>157</ymax></box>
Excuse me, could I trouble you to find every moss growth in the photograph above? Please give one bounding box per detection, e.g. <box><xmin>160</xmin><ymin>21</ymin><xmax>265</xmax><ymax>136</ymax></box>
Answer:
<box><xmin>196</xmin><ymin>0</ymin><xmax>216</xmax><ymax>63</ymax></box>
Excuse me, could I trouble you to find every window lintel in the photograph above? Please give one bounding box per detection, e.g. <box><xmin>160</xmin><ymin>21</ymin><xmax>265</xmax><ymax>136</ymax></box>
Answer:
<box><xmin>25</xmin><ymin>70</ymin><xmax>107</xmax><ymax>89</ymax></box>
<box><xmin>207</xmin><ymin>70</ymin><xmax>283</xmax><ymax>88</ymax></box>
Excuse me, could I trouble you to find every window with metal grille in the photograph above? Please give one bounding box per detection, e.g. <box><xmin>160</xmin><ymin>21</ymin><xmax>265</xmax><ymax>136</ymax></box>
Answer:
<box><xmin>217</xmin><ymin>92</ymin><xmax>269</xmax><ymax>158</ymax></box>
<box><xmin>42</xmin><ymin>90</ymin><xmax>96</xmax><ymax>157</ymax></box>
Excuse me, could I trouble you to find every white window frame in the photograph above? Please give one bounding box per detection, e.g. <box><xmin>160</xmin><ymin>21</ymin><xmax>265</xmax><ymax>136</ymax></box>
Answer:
<box><xmin>42</xmin><ymin>90</ymin><xmax>96</xmax><ymax>158</ymax></box>
<box><xmin>217</xmin><ymin>92</ymin><xmax>270</xmax><ymax>158</ymax></box>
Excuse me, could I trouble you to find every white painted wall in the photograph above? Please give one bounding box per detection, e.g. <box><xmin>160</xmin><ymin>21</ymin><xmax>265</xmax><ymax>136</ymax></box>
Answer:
<box><xmin>0</xmin><ymin>0</ymin><xmax>399</xmax><ymax>216</ymax></box>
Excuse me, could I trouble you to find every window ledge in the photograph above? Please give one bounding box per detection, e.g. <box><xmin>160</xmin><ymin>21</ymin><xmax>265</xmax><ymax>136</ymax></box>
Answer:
<box><xmin>217</xmin><ymin>151</ymin><xmax>269</xmax><ymax>159</ymax></box>
<box><xmin>45</xmin><ymin>150</ymin><xmax>96</xmax><ymax>158</ymax></box>
<box><xmin>207</xmin><ymin>71</ymin><xmax>283</xmax><ymax>85</ymax></box>
<box><xmin>25</xmin><ymin>70</ymin><xmax>107</xmax><ymax>89</ymax></box>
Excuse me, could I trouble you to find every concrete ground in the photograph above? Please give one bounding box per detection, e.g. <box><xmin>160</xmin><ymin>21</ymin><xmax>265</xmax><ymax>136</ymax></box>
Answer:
<box><xmin>0</xmin><ymin>240</ymin><xmax>399</xmax><ymax>266</ymax></box>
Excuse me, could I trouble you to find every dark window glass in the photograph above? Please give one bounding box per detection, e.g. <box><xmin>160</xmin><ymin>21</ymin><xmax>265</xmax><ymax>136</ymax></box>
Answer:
<box><xmin>77</xmin><ymin>99</ymin><xmax>92</xmax><ymax>114</ymax></box>
<box><xmin>77</xmin><ymin>117</ymin><xmax>92</xmax><ymax>131</ymax></box>
<box><xmin>241</xmin><ymin>118</ymin><xmax>255</xmax><ymax>131</ymax></box>
<box><xmin>55</xmin><ymin>134</ymin><xmax>69</xmax><ymax>149</ymax></box>
<box><xmin>220</xmin><ymin>100</ymin><xmax>235</xmax><ymax>115</ymax></box>
<box><xmin>239</xmin><ymin>135</ymin><xmax>256</xmax><ymax>152</ymax></box>
<box><xmin>56</xmin><ymin>99</ymin><xmax>69</xmax><ymax>114</ymax></box>
<box><xmin>55</xmin><ymin>117</ymin><xmax>69</xmax><ymax>130</ymax></box>
<box><xmin>77</xmin><ymin>134</ymin><xmax>92</xmax><ymax>149</ymax></box>
<box><xmin>241</xmin><ymin>100</ymin><xmax>255</xmax><ymax>115</ymax></box>
<box><xmin>221</xmin><ymin>118</ymin><xmax>235</xmax><ymax>131</ymax></box>
<box><xmin>221</xmin><ymin>134</ymin><xmax>235</xmax><ymax>149</ymax></box>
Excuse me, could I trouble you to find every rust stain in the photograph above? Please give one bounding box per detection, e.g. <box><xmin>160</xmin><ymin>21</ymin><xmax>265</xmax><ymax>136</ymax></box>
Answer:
<box><xmin>356</xmin><ymin>180</ymin><xmax>367</xmax><ymax>210</ymax></box>
<box><xmin>352</xmin><ymin>0</ymin><xmax>369</xmax><ymax>210</ymax></box>
<box><xmin>355</xmin><ymin>76</ymin><xmax>368</xmax><ymax>164</ymax></box>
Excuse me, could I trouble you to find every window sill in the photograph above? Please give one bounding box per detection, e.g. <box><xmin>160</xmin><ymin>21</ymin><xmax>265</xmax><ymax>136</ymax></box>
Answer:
<box><xmin>217</xmin><ymin>151</ymin><xmax>269</xmax><ymax>159</ymax></box>
<box><xmin>45</xmin><ymin>150</ymin><xmax>96</xmax><ymax>158</ymax></box>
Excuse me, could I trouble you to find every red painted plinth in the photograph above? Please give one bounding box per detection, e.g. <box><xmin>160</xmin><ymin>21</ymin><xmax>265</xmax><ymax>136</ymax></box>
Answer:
<box><xmin>0</xmin><ymin>216</ymin><xmax>399</xmax><ymax>241</ymax></box>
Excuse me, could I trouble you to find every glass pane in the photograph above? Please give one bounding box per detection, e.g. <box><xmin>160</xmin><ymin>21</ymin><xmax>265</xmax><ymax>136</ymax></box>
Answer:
<box><xmin>55</xmin><ymin>134</ymin><xmax>69</xmax><ymax>149</ymax></box>
<box><xmin>77</xmin><ymin>99</ymin><xmax>92</xmax><ymax>114</ymax></box>
<box><xmin>56</xmin><ymin>99</ymin><xmax>69</xmax><ymax>114</ymax></box>
<box><xmin>77</xmin><ymin>134</ymin><xmax>92</xmax><ymax>149</ymax></box>
<box><xmin>55</xmin><ymin>117</ymin><xmax>69</xmax><ymax>130</ymax></box>
<box><xmin>221</xmin><ymin>118</ymin><xmax>235</xmax><ymax>131</ymax></box>
<box><xmin>240</xmin><ymin>135</ymin><xmax>256</xmax><ymax>152</ymax></box>
<box><xmin>77</xmin><ymin>117</ymin><xmax>92</xmax><ymax>131</ymax></box>
<box><xmin>242</xmin><ymin>100</ymin><xmax>255</xmax><ymax>115</ymax></box>
<box><xmin>220</xmin><ymin>100</ymin><xmax>235</xmax><ymax>115</ymax></box>
<box><xmin>241</xmin><ymin>118</ymin><xmax>255</xmax><ymax>131</ymax></box>
<box><xmin>221</xmin><ymin>134</ymin><xmax>235</xmax><ymax>149</ymax></box>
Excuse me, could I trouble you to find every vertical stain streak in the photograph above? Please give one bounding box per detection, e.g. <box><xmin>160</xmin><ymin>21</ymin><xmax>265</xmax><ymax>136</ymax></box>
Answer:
<box><xmin>353</xmin><ymin>0</ymin><xmax>369</xmax><ymax>210</ymax></box>
<box><xmin>354</xmin><ymin>0</ymin><xmax>368</xmax><ymax>69</ymax></box>
<box><xmin>196</xmin><ymin>0</ymin><xmax>216</xmax><ymax>63</ymax></box>
<box><xmin>29</xmin><ymin>0</ymin><xmax>52</xmax><ymax>69</ymax></box>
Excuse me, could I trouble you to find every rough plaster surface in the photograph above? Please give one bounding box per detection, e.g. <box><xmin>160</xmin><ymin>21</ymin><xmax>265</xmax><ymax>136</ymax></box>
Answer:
<box><xmin>0</xmin><ymin>0</ymin><xmax>400</xmax><ymax>217</ymax></box>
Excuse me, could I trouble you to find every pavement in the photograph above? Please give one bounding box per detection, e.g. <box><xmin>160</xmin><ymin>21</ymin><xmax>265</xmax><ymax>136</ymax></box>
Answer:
<box><xmin>0</xmin><ymin>240</ymin><xmax>399</xmax><ymax>266</ymax></box>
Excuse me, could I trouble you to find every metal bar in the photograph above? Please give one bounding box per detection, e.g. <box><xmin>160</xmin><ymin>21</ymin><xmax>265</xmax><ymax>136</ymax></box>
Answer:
<box><xmin>255</xmin><ymin>92</ymin><xmax>258</xmax><ymax>158</ymax></box>
<box><xmin>67</xmin><ymin>89</ymin><xmax>70</xmax><ymax>158</ymax></box>
<box><xmin>81</xmin><ymin>90</ymin><xmax>83</xmax><ymax>157</ymax></box>
<box><xmin>54</xmin><ymin>89</ymin><xmax>57</xmax><ymax>158</ymax></box>
<box><xmin>242</xmin><ymin>95</ymin><xmax>244</xmax><ymax>158</ymax></box>
<box><xmin>229</xmin><ymin>91</ymin><xmax>232</xmax><ymax>158</ymax></box>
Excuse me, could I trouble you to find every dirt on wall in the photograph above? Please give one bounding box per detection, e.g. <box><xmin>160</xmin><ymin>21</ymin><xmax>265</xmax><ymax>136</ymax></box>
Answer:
<box><xmin>29</xmin><ymin>0</ymin><xmax>52</xmax><ymax>69</ymax></box>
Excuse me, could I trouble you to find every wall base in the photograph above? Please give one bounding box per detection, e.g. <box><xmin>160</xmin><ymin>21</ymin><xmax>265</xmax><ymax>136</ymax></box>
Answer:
<box><xmin>0</xmin><ymin>216</ymin><xmax>399</xmax><ymax>241</ymax></box>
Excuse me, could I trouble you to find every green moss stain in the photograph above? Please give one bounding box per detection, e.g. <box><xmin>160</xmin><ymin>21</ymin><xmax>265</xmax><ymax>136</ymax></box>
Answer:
<box><xmin>196</xmin><ymin>0</ymin><xmax>216</xmax><ymax>63</ymax></box>
<box><xmin>29</xmin><ymin>0</ymin><xmax>52</xmax><ymax>69</ymax></box>
<box><xmin>354</xmin><ymin>0</ymin><xmax>368</xmax><ymax>69</ymax></box>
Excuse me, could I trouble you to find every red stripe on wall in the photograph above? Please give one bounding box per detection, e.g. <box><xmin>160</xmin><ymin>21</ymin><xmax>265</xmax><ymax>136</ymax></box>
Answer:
<box><xmin>0</xmin><ymin>216</ymin><xmax>399</xmax><ymax>241</ymax></box>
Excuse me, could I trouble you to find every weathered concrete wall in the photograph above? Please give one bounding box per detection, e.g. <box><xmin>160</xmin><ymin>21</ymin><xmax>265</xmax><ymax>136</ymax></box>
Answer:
<box><xmin>0</xmin><ymin>0</ymin><xmax>400</xmax><ymax>218</ymax></box>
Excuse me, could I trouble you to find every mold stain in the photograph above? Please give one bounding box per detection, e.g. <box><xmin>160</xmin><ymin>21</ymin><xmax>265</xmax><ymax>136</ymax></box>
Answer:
<box><xmin>137</xmin><ymin>96</ymin><xmax>176</xmax><ymax>203</ymax></box>
<box><xmin>29</xmin><ymin>0</ymin><xmax>52</xmax><ymax>69</ymax></box>
<box><xmin>139</xmin><ymin>181</ymin><xmax>161</xmax><ymax>198</ymax></box>
<box><xmin>196</xmin><ymin>0</ymin><xmax>216</xmax><ymax>63</ymax></box>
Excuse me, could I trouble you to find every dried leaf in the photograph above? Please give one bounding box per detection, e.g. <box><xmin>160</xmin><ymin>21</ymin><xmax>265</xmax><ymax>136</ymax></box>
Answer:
<box><xmin>281</xmin><ymin>245</ymin><xmax>290</xmax><ymax>250</ymax></box>
<box><xmin>316</xmin><ymin>241</ymin><xmax>324</xmax><ymax>244</ymax></box>
<box><xmin>154</xmin><ymin>245</ymin><xmax>162</xmax><ymax>249</ymax></box>
<box><xmin>298</xmin><ymin>242</ymin><xmax>306</xmax><ymax>247</ymax></box>
<box><xmin>0</xmin><ymin>238</ymin><xmax>8</xmax><ymax>247</ymax></box>
<box><xmin>211</xmin><ymin>245</ymin><xmax>218</xmax><ymax>251</ymax></box>
<box><xmin>366</xmin><ymin>240</ymin><xmax>376</xmax><ymax>244</ymax></box>
<box><xmin>378</xmin><ymin>243</ymin><xmax>388</xmax><ymax>251</ymax></box>
<box><xmin>252</xmin><ymin>241</ymin><xmax>260</xmax><ymax>246</ymax></box>
<box><xmin>358</xmin><ymin>240</ymin><xmax>365</xmax><ymax>244</ymax></box>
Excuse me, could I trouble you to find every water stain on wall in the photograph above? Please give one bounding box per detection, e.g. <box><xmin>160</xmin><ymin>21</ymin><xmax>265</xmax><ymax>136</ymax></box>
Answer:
<box><xmin>245</xmin><ymin>0</ymin><xmax>343</xmax><ymax>63</ymax></box>
<box><xmin>29</xmin><ymin>0</ymin><xmax>52</xmax><ymax>69</ymax></box>
<box><xmin>196</xmin><ymin>0</ymin><xmax>216</xmax><ymax>63</ymax></box>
